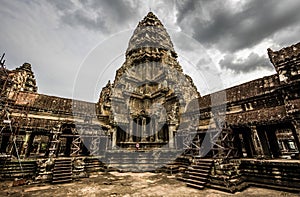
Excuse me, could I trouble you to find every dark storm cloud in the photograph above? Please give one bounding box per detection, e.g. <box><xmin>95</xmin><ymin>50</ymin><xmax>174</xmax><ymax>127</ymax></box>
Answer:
<box><xmin>49</xmin><ymin>0</ymin><xmax>140</xmax><ymax>33</ymax></box>
<box><xmin>175</xmin><ymin>0</ymin><xmax>300</xmax><ymax>52</ymax></box>
<box><xmin>219</xmin><ymin>53</ymin><xmax>273</xmax><ymax>73</ymax></box>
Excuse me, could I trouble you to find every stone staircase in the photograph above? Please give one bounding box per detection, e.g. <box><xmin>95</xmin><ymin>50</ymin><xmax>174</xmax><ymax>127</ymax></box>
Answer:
<box><xmin>104</xmin><ymin>150</ymin><xmax>180</xmax><ymax>172</ymax></box>
<box><xmin>84</xmin><ymin>157</ymin><xmax>107</xmax><ymax>173</ymax></box>
<box><xmin>178</xmin><ymin>158</ymin><xmax>213</xmax><ymax>190</ymax></box>
<box><xmin>0</xmin><ymin>160</ymin><xmax>37</xmax><ymax>179</ymax></box>
<box><xmin>52</xmin><ymin>158</ymin><xmax>72</xmax><ymax>184</ymax></box>
<box><xmin>158</xmin><ymin>155</ymin><xmax>192</xmax><ymax>174</ymax></box>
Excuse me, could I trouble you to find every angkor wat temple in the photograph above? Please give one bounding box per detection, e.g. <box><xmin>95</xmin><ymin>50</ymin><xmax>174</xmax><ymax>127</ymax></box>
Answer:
<box><xmin>1</xmin><ymin>12</ymin><xmax>300</xmax><ymax>193</ymax></box>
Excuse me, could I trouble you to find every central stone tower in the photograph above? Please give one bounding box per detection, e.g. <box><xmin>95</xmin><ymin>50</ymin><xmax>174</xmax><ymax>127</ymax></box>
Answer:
<box><xmin>98</xmin><ymin>12</ymin><xmax>199</xmax><ymax>150</ymax></box>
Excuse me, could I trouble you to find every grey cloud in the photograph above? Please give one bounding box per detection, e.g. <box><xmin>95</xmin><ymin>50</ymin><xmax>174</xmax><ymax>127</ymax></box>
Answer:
<box><xmin>219</xmin><ymin>53</ymin><xmax>273</xmax><ymax>73</ymax></box>
<box><xmin>175</xmin><ymin>0</ymin><xmax>197</xmax><ymax>23</ymax></box>
<box><xmin>49</xmin><ymin>0</ymin><xmax>73</xmax><ymax>11</ymax></box>
<box><xmin>49</xmin><ymin>0</ymin><xmax>140</xmax><ymax>33</ymax></box>
<box><xmin>61</xmin><ymin>9</ymin><xmax>108</xmax><ymax>33</ymax></box>
<box><xmin>175</xmin><ymin>0</ymin><xmax>300</xmax><ymax>52</ymax></box>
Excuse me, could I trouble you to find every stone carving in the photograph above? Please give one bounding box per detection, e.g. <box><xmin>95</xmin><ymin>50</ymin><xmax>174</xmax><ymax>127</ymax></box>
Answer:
<box><xmin>35</xmin><ymin>157</ymin><xmax>54</xmax><ymax>182</ymax></box>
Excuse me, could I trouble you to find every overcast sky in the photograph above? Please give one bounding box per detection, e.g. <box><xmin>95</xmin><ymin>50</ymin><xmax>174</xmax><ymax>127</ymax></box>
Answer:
<box><xmin>1</xmin><ymin>0</ymin><xmax>300</xmax><ymax>102</ymax></box>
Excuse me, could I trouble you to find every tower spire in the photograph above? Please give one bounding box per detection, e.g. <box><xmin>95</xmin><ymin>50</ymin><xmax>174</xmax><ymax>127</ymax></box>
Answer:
<box><xmin>126</xmin><ymin>12</ymin><xmax>176</xmax><ymax>58</ymax></box>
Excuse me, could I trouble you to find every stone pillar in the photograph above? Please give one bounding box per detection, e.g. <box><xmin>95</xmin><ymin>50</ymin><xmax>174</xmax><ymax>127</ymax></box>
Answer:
<box><xmin>250</xmin><ymin>125</ymin><xmax>264</xmax><ymax>158</ymax></box>
<box><xmin>125</xmin><ymin>125</ymin><xmax>129</xmax><ymax>142</ymax></box>
<box><xmin>21</xmin><ymin>131</ymin><xmax>32</xmax><ymax>157</ymax></box>
<box><xmin>150</xmin><ymin>118</ymin><xmax>154</xmax><ymax>142</ymax></box>
<box><xmin>111</xmin><ymin>128</ymin><xmax>117</xmax><ymax>149</ymax></box>
<box><xmin>155</xmin><ymin>121</ymin><xmax>159</xmax><ymax>142</ymax></box>
<box><xmin>129</xmin><ymin>121</ymin><xmax>133</xmax><ymax>142</ymax></box>
<box><xmin>25</xmin><ymin>133</ymin><xmax>35</xmax><ymax>158</ymax></box>
<box><xmin>136</xmin><ymin>119</ymin><xmax>139</xmax><ymax>142</ymax></box>
<box><xmin>142</xmin><ymin>117</ymin><xmax>146</xmax><ymax>142</ymax></box>
<box><xmin>168</xmin><ymin>125</ymin><xmax>175</xmax><ymax>149</ymax></box>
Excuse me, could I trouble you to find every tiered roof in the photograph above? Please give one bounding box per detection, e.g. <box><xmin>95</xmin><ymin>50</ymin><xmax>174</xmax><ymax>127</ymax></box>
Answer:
<box><xmin>126</xmin><ymin>12</ymin><xmax>176</xmax><ymax>57</ymax></box>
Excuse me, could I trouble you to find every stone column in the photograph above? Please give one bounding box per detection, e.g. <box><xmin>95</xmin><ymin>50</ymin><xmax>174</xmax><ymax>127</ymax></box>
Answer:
<box><xmin>111</xmin><ymin>128</ymin><xmax>117</xmax><ymax>149</ymax></box>
<box><xmin>25</xmin><ymin>133</ymin><xmax>35</xmax><ymax>158</ymax></box>
<box><xmin>21</xmin><ymin>131</ymin><xmax>32</xmax><ymax>157</ymax></box>
<box><xmin>155</xmin><ymin>121</ymin><xmax>159</xmax><ymax>142</ymax></box>
<box><xmin>129</xmin><ymin>121</ymin><xmax>133</xmax><ymax>142</ymax></box>
<box><xmin>142</xmin><ymin>117</ymin><xmax>146</xmax><ymax>142</ymax></box>
<box><xmin>150</xmin><ymin>118</ymin><xmax>154</xmax><ymax>142</ymax></box>
<box><xmin>135</xmin><ymin>118</ymin><xmax>140</xmax><ymax>142</ymax></box>
<box><xmin>168</xmin><ymin>125</ymin><xmax>175</xmax><ymax>149</ymax></box>
<box><xmin>250</xmin><ymin>125</ymin><xmax>264</xmax><ymax>158</ymax></box>
<box><xmin>125</xmin><ymin>124</ymin><xmax>129</xmax><ymax>142</ymax></box>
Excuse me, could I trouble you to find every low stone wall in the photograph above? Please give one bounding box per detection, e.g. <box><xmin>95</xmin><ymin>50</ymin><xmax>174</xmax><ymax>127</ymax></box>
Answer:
<box><xmin>205</xmin><ymin>158</ymin><xmax>300</xmax><ymax>193</ymax></box>
<box><xmin>239</xmin><ymin>159</ymin><xmax>300</xmax><ymax>192</ymax></box>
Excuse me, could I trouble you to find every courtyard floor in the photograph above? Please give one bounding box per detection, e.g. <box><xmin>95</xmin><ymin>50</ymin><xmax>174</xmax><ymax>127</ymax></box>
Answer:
<box><xmin>0</xmin><ymin>172</ymin><xmax>299</xmax><ymax>197</ymax></box>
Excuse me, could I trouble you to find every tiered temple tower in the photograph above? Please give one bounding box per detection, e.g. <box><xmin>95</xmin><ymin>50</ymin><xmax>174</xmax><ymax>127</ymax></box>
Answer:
<box><xmin>98</xmin><ymin>12</ymin><xmax>200</xmax><ymax>149</ymax></box>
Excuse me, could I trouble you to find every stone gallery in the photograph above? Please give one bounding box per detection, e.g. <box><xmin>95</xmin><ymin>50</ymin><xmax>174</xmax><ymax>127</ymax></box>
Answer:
<box><xmin>1</xmin><ymin>12</ymin><xmax>300</xmax><ymax>193</ymax></box>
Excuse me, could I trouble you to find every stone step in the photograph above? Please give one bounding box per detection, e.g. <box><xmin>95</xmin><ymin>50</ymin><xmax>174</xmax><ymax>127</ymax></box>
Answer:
<box><xmin>107</xmin><ymin>161</ymin><xmax>172</xmax><ymax>165</ymax></box>
<box><xmin>186</xmin><ymin>182</ymin><xmax>205</xmax><ymax>190</ymax></box>
<box><xmin>178</xmin><ymin>177</ymin><xmax>207</xmax><ymax>186</ymax></box>
<box><xmin>107</xmin><ymin>157</ymin><xmax>174</xmax><ymax>161</ymax></box>
<box><xmin>53</xmin><ymin>166</ymin><xmax>72</xmax><ymax>170</ymax></box>
<box><xmin>54</xmin><ymin>160</ymin><xmax>72</xmax><ymax>163</ymax></box>
<box><xmin>186</xmin><ymin>174</ymin><xmax>208</xmax><ymax>182</ymax></box>
<box><xmin>52</xmin><ymin>178</ymin><xmax>72</xmax><ymax>184</ymax></box>
<box><xmin>54</xmin><ymin>164</ymin><xmax>72</xmax><ymax>167</ymax></box>
<box><xmin>0</xmin><ymin>169</ymin><xmax>36</xmax><ymax>174</ymax></box>
<box><xmin>52</xmin><ymin>172</ymin><xmax>72</xmax><ymax>177</ymax></box>
<box><xmin>186</xmin><ymin>171</ymin><xmax>209</xmax><ymax>178</ymax></box>
<box><xmin>193</xmin><ymin>158</ymin><xmax>213</xmax><ymax>162</ymax></box>
<box><xmin>52</xmin><ymin>174</ymin><xmax>72</xmax><ymax>180</ymax></box>
<box><xmin>53</xmin><ymin>169</ymin><xmax>72</xmax><ymax>174</ymax></box>
<box><xmin>188</xmin><ymin>167</ymin><xmax>210</xmax><ymax>172</ymax></box>
<box><xmin>193</xmin><ymin>161</ymin><xmax>212</xmax><ymax>166</ymax></box>
<box><xmin>190</xmin><ymin>164</ymin><xmax>211</xmax><ymax>169</ymax></box>
<box><xmin>0</xmin><ymin>163</ymin><xmax>36</xmax><ymax>168</ymax></box>
<box><xmin>0</xmin><ymin>166</ymin><xmax>36</xmax><ymax>171</ymax></box>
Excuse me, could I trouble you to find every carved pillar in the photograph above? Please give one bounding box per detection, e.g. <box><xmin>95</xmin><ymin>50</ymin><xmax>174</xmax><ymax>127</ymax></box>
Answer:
<box><xmin>168</xmin><ymin>125</ymin><xmax>175</xmax><ymax>149</ymax></box>
<box><xmin>130</xmin><ymin>120</ymin><xmax>134</xmax><ymax>142</ymax></box>
<box><xmin>21</xmin><ymin>131</ymin><xmax>32</xmax><ymax>157</ymax></box>
<box><xmin>135</xmin><ymin>118</ymin><xmax>140</xmax><ymax>142</ymax></box>
<box><xmin>125</xmin><ymin>124</ymin><xmax>129</xmax><ymax>142</ymax></box>
<box><xmin>150</xmin><ymin>118</ymin><xmax>154</xmax><ymax>142</ymax></box>
<box><xmin>111</xmin><ymin>128</ymin><xmax>117</xmax><ymax>149</ymax></box>
<box><xmin>142</xmin><ymin>117</ymin><xmax>146</xmax><ymax>142</ymax></box>
<box><xmin>250</xmin><ymin>125</ymin><xmax>264</xmax><ymax>158</ymax></box>
<box><xmin>25</xmin><ymin>133</ymin><xmax>35</xmax><ymax>158</ymax></box>
<box><xmin>155</xmin><ymin>121</ymin><xmax>159</xmax><ymax>142</ymax></box>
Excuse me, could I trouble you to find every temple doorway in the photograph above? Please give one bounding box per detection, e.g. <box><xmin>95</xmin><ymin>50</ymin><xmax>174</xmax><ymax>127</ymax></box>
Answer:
<box><xmin>233</xmin><ymin>127</ymin><xmax>255</xmax><ymax>158</ymax></box>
